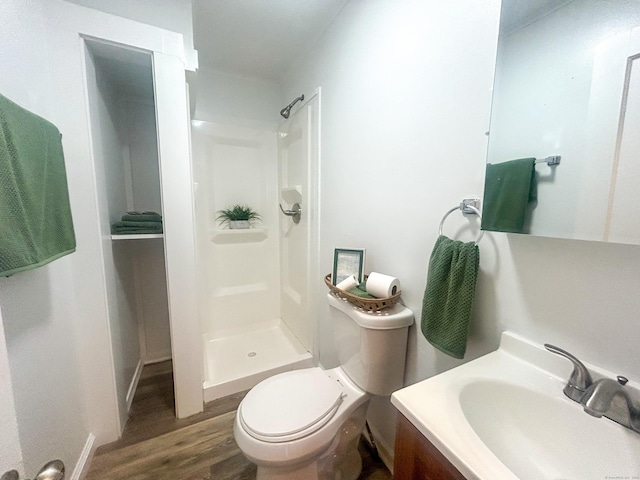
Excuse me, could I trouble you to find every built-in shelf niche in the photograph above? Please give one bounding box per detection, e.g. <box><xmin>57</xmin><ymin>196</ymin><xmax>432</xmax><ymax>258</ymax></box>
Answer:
<box><xmin>210</xmin><ymin>227</ymin><xmax>268</xmax><ymax>245</ymax></box>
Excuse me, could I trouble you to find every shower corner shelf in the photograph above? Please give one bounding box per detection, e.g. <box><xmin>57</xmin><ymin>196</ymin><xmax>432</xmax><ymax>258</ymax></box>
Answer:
<box><xmin>111</xmin><ymin>233</ymin><xmax>164</xmax><ymax>241</ymax></box>
<box><xmin>280</xmin><ymin>186</ymin><xmax>302</xmax><ymax>205</ymax></box>
<box><xmin>210</xmin><ymin>227</ymin><xmax>268</xmax><ymax>245</ymax></box>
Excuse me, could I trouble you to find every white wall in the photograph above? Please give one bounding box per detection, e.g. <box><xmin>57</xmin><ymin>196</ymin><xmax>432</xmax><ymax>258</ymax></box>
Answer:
<box><xmin>0</xmin><ymin>309</ymin><xmax>24</xmax><ymax>476</ymax></box>
<box><xmin>0</xmin><ymin>0</ymin><xmax>197</xmax><ymax>474</ymax></box>
<box><xmin>281</xmin><ymin>0</ymin><xmax>502</xmax><ymax>461</ymax></box>
<box><xmin>194</xmin><ymin>68</ymin><xmax>282</xmax><ymax>129</ymax></box>
<box><xmin>282</xmin><ymin>0</ymin><xmax>640</xmax><ymax>467</ymax></box>
<box><xmin>0</xmin><ymin>1</ymin><xmax>105</xmax><ymax>475</ymax></box>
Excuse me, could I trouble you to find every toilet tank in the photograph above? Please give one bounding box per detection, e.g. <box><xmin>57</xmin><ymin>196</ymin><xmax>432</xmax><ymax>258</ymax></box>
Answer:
<box><xmin>327</xmin><ymin>293</ymin><xmax>414</xmax><ymax>396</ymax></box>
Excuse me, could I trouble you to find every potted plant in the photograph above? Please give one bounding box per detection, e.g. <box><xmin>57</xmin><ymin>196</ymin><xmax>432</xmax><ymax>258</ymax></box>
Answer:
<box><xmin>216</xmin><ymin>204</ymin><xmax>261</xmax><ymax>229</ymax></box>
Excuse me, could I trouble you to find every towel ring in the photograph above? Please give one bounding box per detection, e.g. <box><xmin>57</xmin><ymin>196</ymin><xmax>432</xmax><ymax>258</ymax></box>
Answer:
<box><xmin>438</xmin><ymin>204</ymin><xmax>484</xmax><ymax>245</ymax></box>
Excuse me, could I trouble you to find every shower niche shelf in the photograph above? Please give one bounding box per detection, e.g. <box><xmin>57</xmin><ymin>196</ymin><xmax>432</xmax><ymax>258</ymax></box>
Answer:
<box><xmin>111</xmin><ymin>233</ymin><xmax>164</xmax><ymax>241</ymax></box>
<box><xmin>210</xmin><ymin>227</ymin><xmax>268</xmax><ymax>245</ymax></box>
<box><xmin>280</xmin><ymin>186</ymin><xmax>302</xmax><ymax>205</ymax></box>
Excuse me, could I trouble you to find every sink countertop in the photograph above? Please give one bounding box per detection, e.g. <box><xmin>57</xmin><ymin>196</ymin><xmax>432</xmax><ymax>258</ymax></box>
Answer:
<box><xmin>391</xmin><ymin>331</ymin><xmax>640</xmax><ymax>480</ymax></box>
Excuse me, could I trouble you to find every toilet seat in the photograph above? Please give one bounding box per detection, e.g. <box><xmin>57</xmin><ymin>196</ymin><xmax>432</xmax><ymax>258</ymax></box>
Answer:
<box><xmin>239</xmin><ymin>368</ymin><xmax>344</xmax><ymax>443</ymax></box>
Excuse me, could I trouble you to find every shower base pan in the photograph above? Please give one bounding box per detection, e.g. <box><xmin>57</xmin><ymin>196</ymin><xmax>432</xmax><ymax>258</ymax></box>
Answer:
<box><xmin>202</xmin><ymin>319</ymin><xmax>313</xmax><ymax>403</ymax></box>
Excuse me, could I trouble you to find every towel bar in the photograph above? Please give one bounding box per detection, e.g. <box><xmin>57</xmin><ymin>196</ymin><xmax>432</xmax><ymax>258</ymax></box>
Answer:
<box><xmin>438</xmin><ymin>199</ymin><xmax>484</xmax><ymax>245</ymax></box>
<box><xmin>535</xmin><ymin>155</ymin><xmax>561</xmax><ymax>166</ymax></box>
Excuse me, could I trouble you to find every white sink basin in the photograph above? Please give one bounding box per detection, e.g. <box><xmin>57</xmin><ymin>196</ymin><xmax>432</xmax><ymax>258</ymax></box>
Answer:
<box><xmin>391</xmin><ymin>332</ymin><xmax>640</xmax><ymax>480</ymax></box>
<box><xmin>460</xmin><ymin>380</ymin><xmax>640</xmax><ymax>479</ymax></box>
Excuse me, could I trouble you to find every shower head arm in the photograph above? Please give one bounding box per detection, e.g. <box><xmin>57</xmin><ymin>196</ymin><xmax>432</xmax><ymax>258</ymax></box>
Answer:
<box><xmin>280</xmin><ymin>94</ymin><xmax>305</xmax><ymax>119</ymax></box>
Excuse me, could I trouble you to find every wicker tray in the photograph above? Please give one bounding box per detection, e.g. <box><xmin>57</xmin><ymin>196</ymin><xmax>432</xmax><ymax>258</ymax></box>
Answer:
<box><xmin>324</xmin><ymin>273</ymin><xmax>401</xmax><ymax>311</ymax></box>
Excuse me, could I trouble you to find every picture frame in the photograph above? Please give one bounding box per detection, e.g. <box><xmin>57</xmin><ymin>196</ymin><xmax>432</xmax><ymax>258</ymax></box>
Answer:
<box><xmin>332</xmin><ymin>248</ymin><xmax>366</xmax><ymax>285</ymax></box>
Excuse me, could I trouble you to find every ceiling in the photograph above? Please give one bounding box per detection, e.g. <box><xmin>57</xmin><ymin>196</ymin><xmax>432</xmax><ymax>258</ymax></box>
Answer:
<box><xmin>500</xmin><ymin>0</ymin><xmax>574</xmax><ymax>34</ymax></box>
<box><xmin>192</xmin><ymin>0</ymin><xmax>348</xmax><ymax>81</ymax></box>
<box><xmin>75</xmin><ymin>0</ymin><xmax>573</xmax><ymax>86</ymax></box>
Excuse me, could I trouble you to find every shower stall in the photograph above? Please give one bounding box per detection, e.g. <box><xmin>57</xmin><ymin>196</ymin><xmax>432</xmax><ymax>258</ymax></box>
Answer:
<box><xmin>191</xmin><ymin>93</ymin><xmax>321</xmax><ymax>402</ymax></box>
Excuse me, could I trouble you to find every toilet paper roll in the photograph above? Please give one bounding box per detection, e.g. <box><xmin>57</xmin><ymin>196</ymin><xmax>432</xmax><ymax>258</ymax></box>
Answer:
<box><xmin>366</xmin><ymin>272</ymin><xmax>401</xmax><ymax>298</ymax></box>
<box><xmin>335</xmin><ymin>275</ymin><xmax>358</xmax><ymax>291</ymax></box>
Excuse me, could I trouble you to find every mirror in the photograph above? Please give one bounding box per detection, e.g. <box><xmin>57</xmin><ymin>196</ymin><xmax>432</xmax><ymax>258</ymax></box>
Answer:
<box><xmin>484</xmin><ymin>0</ymin><xmax>640</xmax><ymax>244</ymax></box>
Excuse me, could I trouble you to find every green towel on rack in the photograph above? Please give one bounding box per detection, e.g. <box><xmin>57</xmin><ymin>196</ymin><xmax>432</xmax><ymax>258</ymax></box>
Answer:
<box><xmin>481</xmin><ymin>158</ymin><xmax>537</xmax><ymax>234</ymax></box>
<box><xmin>421</xmin><ymin>235</ymin><xmax>479</xmax><ymax>359</ymax></box>
<box><xmin>0</xmin><ymin>93</ymin><xmax>76</xmax><ymax>277</ymax></box>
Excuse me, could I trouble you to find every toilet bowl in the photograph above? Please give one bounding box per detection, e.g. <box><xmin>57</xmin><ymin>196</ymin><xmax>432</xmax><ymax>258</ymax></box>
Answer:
<box><xmin>234</xmin><ymin>294</ymin><xmax>414</xmax><ymax>480</ymax></box>
<box><xmin>234</xmin><ymin>367</ymin><xmax>370</xmax><ymax>479</ymax></box>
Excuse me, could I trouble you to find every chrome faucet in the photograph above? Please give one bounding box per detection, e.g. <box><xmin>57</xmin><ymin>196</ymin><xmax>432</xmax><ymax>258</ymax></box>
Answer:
<box><xmin>581</xmin><ymin>376</ymin><xmax>640</xmax><ymax>433</ymax></box>
<box><xmin>544</xmin><ymin>344</ymin><xmax>593</xmax><ymax>402</ymax></box>
<box><xmin>545</xmin><ymin>343</ymin><xmax>640</xmax><ymax>434</ymax></box>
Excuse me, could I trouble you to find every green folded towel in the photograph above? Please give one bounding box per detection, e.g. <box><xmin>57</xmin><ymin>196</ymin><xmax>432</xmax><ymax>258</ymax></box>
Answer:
<box><xmin>0</xmin><ymin>93</ymin><xmax>76</xmax><ymax>277</ymax></box>
<box><xmin>122</xmin><ymin>211</ymin><xmax>162</xmax><ymax>223</ymax></box>
<box><xmin>421</xmin><ymin>235</ymin><xmax>479</xmax><ymax>359</ymax></box>
<box><xmin>111</xmin><ymin>221</ymin><xmax>163</xmax><ymax>234</ymax></box>
<box><xmin>347</xmin><ymin>285</ymin><xmax>374</xmax><ymax>298</ymax></box>
<box><xmin>112</xmin><ymin>220</ymin><xmax>163</xmax><ymax>229</ymax></box>
<box><xmin>112</xmin><ymin>228</ymin><xmax>163</xmax><ymax>235</ymax></box>
<box><xmin>481</xmin><ymin>158</ymin><xmax>537</xmax><ymax>234</ymax></box>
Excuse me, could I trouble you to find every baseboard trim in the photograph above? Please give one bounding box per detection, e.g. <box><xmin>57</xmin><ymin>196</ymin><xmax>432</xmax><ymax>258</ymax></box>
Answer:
<box><xmin>144</xmin><ymin>355</ymin><xmax>172</xmax><ymax>365</ymax></box>
<box><xmin>69</xmin><ymin>433</ymin><xmax>96</xmax><ymax>480</ymax></box>
<box><xmin>126</xmin><ymin>358</ymin><xmax>144</xmax><ymax>413</ymax></box>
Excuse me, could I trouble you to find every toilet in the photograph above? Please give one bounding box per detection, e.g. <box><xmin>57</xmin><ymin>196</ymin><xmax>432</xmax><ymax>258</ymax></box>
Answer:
<box><xmin>233</xmin><ymin>293</ymin><xmax>414</xmax><ymax>480</ymax></box>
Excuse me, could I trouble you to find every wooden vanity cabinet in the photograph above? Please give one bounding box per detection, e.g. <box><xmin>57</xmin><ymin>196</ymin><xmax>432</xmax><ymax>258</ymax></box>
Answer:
<box><xmin>394</xmin><ymin>413</ymin><xmax>466</xmax><ymax>480</ymax></box>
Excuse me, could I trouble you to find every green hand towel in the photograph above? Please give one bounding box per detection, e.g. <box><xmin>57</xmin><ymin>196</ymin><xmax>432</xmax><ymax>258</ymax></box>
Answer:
<box><xmin>481</xmin><ymin>158</ymin><xmax>537</xmax><ymax>234</ymax></box>
<box><xmin>421</xmin><ymin>235</ymin><xmax>479</xmax><ymax>359</ymax></box>
<box><xmin>122</xmin><ymin>211</ymin><xmax>162</xmax><ymax>223</ymax></box>
<box><xmin>0</xmin><ymin>93</ymin><xmax>76</xmax><ymax>277</ymax></box>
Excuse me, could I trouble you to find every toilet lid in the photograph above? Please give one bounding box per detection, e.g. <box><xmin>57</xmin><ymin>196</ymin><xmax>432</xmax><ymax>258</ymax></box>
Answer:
<box><xmin>239</xmin><ymin>368</ymin><xmax>344</xmax><ymax>442</ymax></box>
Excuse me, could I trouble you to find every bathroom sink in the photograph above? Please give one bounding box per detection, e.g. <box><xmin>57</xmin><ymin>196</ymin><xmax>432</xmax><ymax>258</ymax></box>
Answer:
<box><xmin>459</xmin><ymin>380</ymin><xmax>640</xmax><ymax>479</ymax></box>
<box><xmin>391</xmin><ymin>332</ymin><xmax>640</xmax><ymax>480</ymax></box>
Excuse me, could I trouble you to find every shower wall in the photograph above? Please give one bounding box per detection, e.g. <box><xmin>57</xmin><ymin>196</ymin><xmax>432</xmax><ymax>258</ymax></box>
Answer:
<box><xmin>192</xmin><ymin>122</ymin><xmax>281</xmax><ymax>335</ymax></box>
<box><xmin>278</xmin><ymin>97</ymin><xmax>321</xmax><ymax>353</ymax></box>
<box><xmin>191</xmin><ymin>71</ymin><xmax>319</xmax><ymax>399</ymax></box>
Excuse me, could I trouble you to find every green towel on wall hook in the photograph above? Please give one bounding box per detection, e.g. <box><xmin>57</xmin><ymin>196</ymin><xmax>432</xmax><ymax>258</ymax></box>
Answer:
<box><xmin>0</xmin><ymin>93</ymin><xmax>76</xmax><ymax>277</ymax></box>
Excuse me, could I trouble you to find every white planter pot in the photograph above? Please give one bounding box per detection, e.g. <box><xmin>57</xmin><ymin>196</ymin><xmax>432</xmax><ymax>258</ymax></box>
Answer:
<box><xmin>229</xmin><ymin>220</ymin><xmax>250</xmax><ymax>229</ymax></box>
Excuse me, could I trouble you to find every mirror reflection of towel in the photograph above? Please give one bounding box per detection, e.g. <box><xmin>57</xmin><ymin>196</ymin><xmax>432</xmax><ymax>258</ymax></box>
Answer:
<box><xmin>481</xmin><ymin>158</ymin><xmax>536</xmax><ymax>234</ymax></box>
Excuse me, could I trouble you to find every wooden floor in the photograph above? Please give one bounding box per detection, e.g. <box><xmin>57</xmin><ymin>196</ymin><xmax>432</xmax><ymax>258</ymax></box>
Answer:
<box><xmin>86</xmin><ymin>361</ymin><xmax>393</xmax><ymax>480</ymax></box>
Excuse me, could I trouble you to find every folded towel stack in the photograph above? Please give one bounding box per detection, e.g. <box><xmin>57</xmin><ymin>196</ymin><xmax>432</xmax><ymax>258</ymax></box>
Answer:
<box><xmin>111</xmin><ymin>211</ymin><xmax>163</xmax><ymax>235</ymax></box>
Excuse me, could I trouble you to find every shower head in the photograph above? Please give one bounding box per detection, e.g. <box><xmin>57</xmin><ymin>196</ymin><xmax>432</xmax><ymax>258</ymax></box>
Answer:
<box><xmin>280</xmin><ymin>106</ymin><xmax>292</xmax><ymax>119</ymax></box>
<box><xmin>280</xmin><ymin>94</ymin><xmax>305</xmax><ymax>119</ymax></box>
